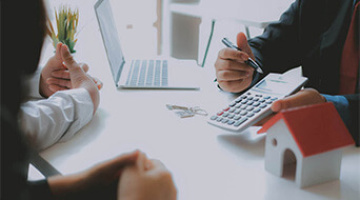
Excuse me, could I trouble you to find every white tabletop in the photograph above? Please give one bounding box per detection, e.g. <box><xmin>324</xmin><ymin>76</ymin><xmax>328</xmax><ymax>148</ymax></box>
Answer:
<box><xmin>37</xmin><ymin>2</ymin><xmax>360</xmax><ymax>200</ymax></box>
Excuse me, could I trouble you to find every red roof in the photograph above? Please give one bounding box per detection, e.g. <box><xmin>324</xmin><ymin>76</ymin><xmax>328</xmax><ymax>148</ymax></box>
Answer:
<box><xmin>258</xmin><ymin>102</ymin><xmax>354</xmax><ymax>157</ymax></box>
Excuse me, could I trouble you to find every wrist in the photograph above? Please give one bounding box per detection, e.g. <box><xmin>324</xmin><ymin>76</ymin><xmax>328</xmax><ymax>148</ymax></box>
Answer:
<box><xmin>48</xmin><ymin>173</ymin><xmax>85</xmax><ymax>200</ymax></box>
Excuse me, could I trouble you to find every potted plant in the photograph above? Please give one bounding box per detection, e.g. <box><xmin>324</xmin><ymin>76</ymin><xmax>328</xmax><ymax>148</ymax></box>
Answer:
<box><xmin>47</xmin><ymin>5</ymin><xmax>79</xmax><ymax>53</ymax></box>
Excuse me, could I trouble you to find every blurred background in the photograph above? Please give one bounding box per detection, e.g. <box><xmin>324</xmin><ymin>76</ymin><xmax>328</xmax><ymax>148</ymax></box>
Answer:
<box><xmin>44</xmin><ymin>0</ymin><xmax>294</xmax><ymax>68</ymax></box>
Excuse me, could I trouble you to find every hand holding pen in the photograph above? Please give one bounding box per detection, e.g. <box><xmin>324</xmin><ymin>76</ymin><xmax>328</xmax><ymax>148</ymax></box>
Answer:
<box><xmin>214</xmin><ymin>32</ymin><xmax>262</xmax><ymax>93</ymax></box>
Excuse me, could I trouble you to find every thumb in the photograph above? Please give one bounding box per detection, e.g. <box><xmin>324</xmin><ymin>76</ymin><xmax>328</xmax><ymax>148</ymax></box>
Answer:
<box><xmin>55</xmin><ymin>42</ymin><xmax>63</xmax><ymax>61</ymax></box>
<box><xmin>237</xmin><ymin>32</ymin><xmax>253</xmax><ymax>58</ymax></box>
<box><xmin>61</xmin><ymin>44</ymin><xmax>79</xmax><ymax>71</ymax></box>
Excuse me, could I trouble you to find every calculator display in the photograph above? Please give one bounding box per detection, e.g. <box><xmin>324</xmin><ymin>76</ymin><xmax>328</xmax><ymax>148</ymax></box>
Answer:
<box><xmin>255</xmin><ymin>79</ymin><xmax>294</xmax><ymax>95</ymax></box>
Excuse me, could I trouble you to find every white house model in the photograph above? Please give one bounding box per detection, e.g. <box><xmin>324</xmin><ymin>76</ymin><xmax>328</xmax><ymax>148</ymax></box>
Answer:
<box><xmin>257</xmin><ymin>102</ymin><xmax>354</xmax><ymax>188</ymax></box>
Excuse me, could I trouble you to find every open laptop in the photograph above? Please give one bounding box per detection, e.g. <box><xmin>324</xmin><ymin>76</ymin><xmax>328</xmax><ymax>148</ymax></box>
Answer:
<box><xmin>94</xmin><ymin>0</ymin><xmax>199</xmax><ymax>90</ymax></box>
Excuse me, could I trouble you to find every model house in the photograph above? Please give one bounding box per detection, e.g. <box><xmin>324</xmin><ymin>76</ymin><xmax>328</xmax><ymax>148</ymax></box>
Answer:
<box><xmin>257</xmin><ymin>102</ymin><xmax>354</xmax><ymax>188</ymax></box>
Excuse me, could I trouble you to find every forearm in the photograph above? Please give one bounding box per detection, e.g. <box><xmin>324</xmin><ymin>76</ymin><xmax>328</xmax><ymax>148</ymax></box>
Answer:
<box><xmin>322</xmin><ymin>94</ymin><xmax>359</xmax><ymax>146</ymax></box>
<box><xmin>48</xmin><ymin>174</ymin><xmax>85</xmax><ymax>200</ymax></box>
<box><xmin>19</xmin><ymin>88</ymin><xmax>94</xmax><ymax>150</ymax></box>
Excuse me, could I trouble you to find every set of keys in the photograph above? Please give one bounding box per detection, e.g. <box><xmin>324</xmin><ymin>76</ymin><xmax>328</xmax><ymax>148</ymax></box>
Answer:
<box><xmin>166</xmin><ymin>104</ymin><xmax>208</xmax><ymax>118</ymax></box>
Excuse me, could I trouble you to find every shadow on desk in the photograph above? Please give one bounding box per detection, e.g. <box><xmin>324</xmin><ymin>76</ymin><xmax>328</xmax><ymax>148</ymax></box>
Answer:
<box><xmin>217</xmin><ymin>128</ymin><xmax>266</xmax><ymax>158</ymax></box>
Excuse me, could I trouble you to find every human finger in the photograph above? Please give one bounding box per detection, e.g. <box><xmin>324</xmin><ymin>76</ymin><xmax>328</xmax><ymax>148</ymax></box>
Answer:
<box><xmin>91</xmin><ymin>77</ymin><xmax>103</xmax><ymax>90</ymax></box>
<box><xmin>149</xmin><ymin>159</ymin><xmax>166</xmax><ymax>171</ymax></box>
<box><xmin>218</xmin><ymin>79</ymin><xmax>247</xmax><ymax>93</ymax></box>
<box><xmin>216</xmin><ymin>70</ymin><xmax>251</xmax><ymax>81</ymax></box>
<box><xmin>105</xmin><ymin>150</ymin><xmax>140</xmax><ymax>171</ymax></box>
<box><xmin>136</xmin><ymin>152</ymin><xmax>149</xmax><ymax>171</ymax></box>
<box><xmin>46</xmin><ymin>77</ymin><xmax>72</xmax><ymax>89</ymax></box>
<box><xmin>55</xmin><ymin>42</ymin><xmax>63</xmax><ymax>61</ymax></box>
<box><xmin>218</xmin><ymin>48</ymin><xmax>250</xmax><ymax>62</ymax></box>
<box><xmin>271</xmin><ymin>88</ymin><xmax>326</xmax><ymax>112</ymax></box>
<box><xmin>48</xmin><ymin>84</ymin><xmax>68</xmax><ymax>92</ymax></box>
<box><xmin>79</xmin><ymin>63</ymin><xmax>89</xmax><ymax>73</ymax></box>
<box><xmin>236</xmin><ymin>32</ymin><xmax>253</xmax><ymax>57</ymax></box>
<box><xmin>215</xmin><ymin>58</ymin><xmax>254</xmax><ymax>72</ymax></box>
<box><xmin>51</xmin><ymin>70</ymin><xmax>70</xmax><ymax>80</ymax></box>
<box><xmin>61</xmin><ymin>45</ymin><xmax>81</xmax><ymax>72</ymax></box>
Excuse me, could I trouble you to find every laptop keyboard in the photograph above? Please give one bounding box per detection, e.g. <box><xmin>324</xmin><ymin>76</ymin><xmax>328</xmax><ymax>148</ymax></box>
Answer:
<box><xmin>126</xmin><ymin>60</ymin><xmax>168</xmax><ymax>87</ymax></box>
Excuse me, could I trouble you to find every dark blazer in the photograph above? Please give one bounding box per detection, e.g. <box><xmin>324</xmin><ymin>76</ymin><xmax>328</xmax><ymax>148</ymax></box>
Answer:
<box><xmin>248</xmin><ymin>0</ymin><xmax>359</xmax><ymax>145</ymax></box>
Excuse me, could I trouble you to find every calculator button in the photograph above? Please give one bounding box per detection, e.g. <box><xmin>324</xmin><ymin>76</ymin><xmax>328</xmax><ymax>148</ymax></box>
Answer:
<box><xmin>265</xmin><ymin>100</ymin><xmax>273</xmax><ymax>104</ymax></box>
<box><xmin>234</xmin><ymin>109</ymin><xmax>241</xmax><ymax>114</ymax></box>
<box><xmin>227</xmin><ymin>120</ymin><xmax>235</xmax><ymax>125</ymax></box>
<box><xmin>228</xmin><ymin>113</ymin><xmax>235</xmax><ymax>119</ymax></box>
<box><xmin>229</xmin><ymin>107</ymin><xmax>236</xmax><ymax>113</ymax></box>
<box><xmin>224</xmin><ymin>107</ymin><xmax>230</xmax><ymax>111</ymax></box>
<box><xmin>222</xmin><ymin>112</ymin><xmax>229</xmax><ymax>117</ymax></box>
<box><xmin>264</xmin><ymin>96</ymin><xmax>271</xmax><ymax>99</ymax></box>
<box><xmin>241</xmin><ymin>96</ymin><xmax>247</xmax><ymax>99</ymax></box>
<box><xmin>247</xmin><ymin>97</ymin><xmax>254</xmax><ymax>100</ymax></box>
<box><xmin>253</xmin><ymin>108</ymin><xmax>261</xmax><ymax>113</ymax></box>
<box><xmin>229</xmin><ymin>102</ymin><xmax>237</xmax><ymax>107</ymax></box>
<box><xmin>247</xmin><ymin>92</ymin><xmax>251</xmax><ymax>95</ymax></box>
<box><xmin>235</xmin><ymin>98</ymin><xmax>242</xmax><ymax>103</ymax></box>
<box><xmin>210</xmin><ymin>116</ymin><xmax>218</xmax><ymax>120</ymax></box>
<box><xmin>260</xmin><ymin>104</ymin><xmax>267</xmax><ymax>109</ymax></box>
<box><xmin>221</xmin><ymin>118</ymin><xmax>229</xmax><ymax>123</ymax></box>
<box><xmin>234</xmin><ymin>118</ymin><xmax>248</xmax><ymax>127</ymax></box>
<box><xmin>240</xmin><ymin>111</ymin><xmax>248</xmax><ymax>116</ymax></box>
<box><xmin>259</xmin><ymin>99</ymin><xmax>265</xmax><ymax>103</ymax></box>
<box><xmin>235</xmin><ymin>104</ymin><xmax>242</xmax><ymax>108</ymax></box>
<box><xmin>253</xmin><ymin>102</ymin><xmax>260</xmax><ymax>106</ymax></box>
<box><xmin>247</xmin><ymin>101</ymin><xmax>254</xmax><ymax>105</ymax></box>
<box><xmin>253</xmin><ymin>98</ymin><xmax>259</xmax><ymax>101</ymax></box>
<box><xmin>255</xmin><ymin>94</ymin><xmax>263</xmax><ymax>97</ymax></box>
<box><xmin>271</xmin><ymin>97</ymin><xmax>278</xmax><ymax>101</ymax></box>
<box><xmin>241</xmin><ymin>100</ymin><xmax>248</xmax><ymax>104</ymax></box>
<box><xmin>216</xmin><ymin>117</ymin><xmax>223</xmax><ymax>122</ymax></box>
<box><xmin>246</xmin><ymin>107</ymin><xmax>254</xmax><ymax>111</ymax></box>
<box><xmin>217</xmin><ymin>111</ymin><xmax>224</xmax><ymax>116</ymax></box>
<box><xmin>234</xmin><ymin>115</ymin><xmax>241</xmax><ymax>120</ymax></box>
<box><xmin>247</xmin><ymin>113</ymin><xmax>255</xmax><ymax>117</ymax></box>
<box><xmin>240</xmin><ymin>105</ymin><xmax>248</xmax><ymax>109</ymax></box>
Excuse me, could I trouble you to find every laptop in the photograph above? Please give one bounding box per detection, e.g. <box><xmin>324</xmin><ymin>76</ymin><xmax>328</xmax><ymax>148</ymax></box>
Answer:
<box><xmin>94</xmin><ymin>0</ymin><xmax>200</xmax><ymax>90</ymax></box>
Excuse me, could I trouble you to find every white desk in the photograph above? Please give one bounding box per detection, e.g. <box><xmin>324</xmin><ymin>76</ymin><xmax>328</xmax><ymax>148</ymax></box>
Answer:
<box><xmin>36</xmin><ymin>4</ymin><xmax>360</xmax><ymax>200</ymax></box>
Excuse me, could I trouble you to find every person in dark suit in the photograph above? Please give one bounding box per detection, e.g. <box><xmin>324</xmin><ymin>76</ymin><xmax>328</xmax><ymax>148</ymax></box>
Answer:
<box><xmin>214</xmin><ymin>0</ymin><xmax>359</xmax><ymax>145</ymax></box>
<box><xmin>1</xmin><ymin>0</ymin><xmax>176</xmax><ymax>199</ymax></box>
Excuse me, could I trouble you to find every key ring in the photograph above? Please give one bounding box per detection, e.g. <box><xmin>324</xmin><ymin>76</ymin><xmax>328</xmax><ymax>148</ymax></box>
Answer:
<box><xmin>189</xmin><ymin>106</ymin><xmax>208</xmax><ymax>116</ymax></box>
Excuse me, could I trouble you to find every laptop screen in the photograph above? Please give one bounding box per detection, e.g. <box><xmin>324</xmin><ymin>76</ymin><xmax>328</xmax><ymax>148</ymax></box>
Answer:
<box><xmin>95</xmin><ymin>0</ymin><xmax>125</xmax><ymax>84</ymax></box>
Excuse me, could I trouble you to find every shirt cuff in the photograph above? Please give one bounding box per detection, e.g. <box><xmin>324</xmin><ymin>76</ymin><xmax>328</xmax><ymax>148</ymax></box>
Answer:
<box><xmin>322</xmin><ymin>94</ymin><xmax>351</xmax><ymax>128</ymax></box>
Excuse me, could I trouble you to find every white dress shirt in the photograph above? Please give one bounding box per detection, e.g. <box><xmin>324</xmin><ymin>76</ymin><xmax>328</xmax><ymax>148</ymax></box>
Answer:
<box><xmin>20</xmin><ymin>68</ymin><xmax>94</xmax><ymax>150</ymax></box>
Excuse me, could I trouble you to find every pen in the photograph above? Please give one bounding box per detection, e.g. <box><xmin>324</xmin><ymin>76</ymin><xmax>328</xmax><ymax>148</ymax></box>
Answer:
<box><xmin>222</xmin><ymin>38</ymin><xmax>263</xmax><ymax>74</ymax></box>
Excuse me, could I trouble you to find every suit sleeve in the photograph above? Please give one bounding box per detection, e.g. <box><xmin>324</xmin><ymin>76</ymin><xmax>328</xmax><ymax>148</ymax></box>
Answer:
<box><xmin>344</xmin><ymin>94</ymin><xmax>360</xmax><ymax>146</ymax></box>
<box><xmin>248</xmin><ymin>0</ymin><xmax>302</xmax><ymax>76</ymax></box>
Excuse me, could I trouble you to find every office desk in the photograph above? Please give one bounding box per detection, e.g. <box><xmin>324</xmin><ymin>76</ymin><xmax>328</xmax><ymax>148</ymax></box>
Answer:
<box><xmin>37</xmin><ymin>9</ymin><xmax>360</xmax><ymax>200</ymax></box>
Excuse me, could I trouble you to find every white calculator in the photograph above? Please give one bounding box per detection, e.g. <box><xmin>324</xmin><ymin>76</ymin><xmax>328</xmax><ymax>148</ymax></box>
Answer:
<box><xmin>208</xmin><ymin>73</ymin><xmax>308</xmax><ymax>132</ymax></box>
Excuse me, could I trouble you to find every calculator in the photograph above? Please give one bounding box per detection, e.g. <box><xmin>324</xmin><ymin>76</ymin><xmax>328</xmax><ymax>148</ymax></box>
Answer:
<box><xmin>208</xmin><ymin>73</ymin><xmax>308</xmax><ymax>132</ymax></box>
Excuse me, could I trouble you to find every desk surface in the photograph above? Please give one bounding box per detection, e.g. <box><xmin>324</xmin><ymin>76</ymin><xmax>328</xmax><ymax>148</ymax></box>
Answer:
<box><xmin>38</xmin><ymin>3</ymin><xmax>360</xmax><ymax>200</ymax></box>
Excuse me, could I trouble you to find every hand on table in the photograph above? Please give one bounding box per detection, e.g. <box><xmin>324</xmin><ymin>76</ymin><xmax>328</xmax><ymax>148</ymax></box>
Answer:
<box><xmin>215</xmin><ymin>32</ymin><xmax>256</xmax><ymax>93</ymax></box>
<box><xmin>40</xmin><ymin>43</ymin><xmax>103</xmax><ymax>98</ymax></box>
<box><xmin>117</xmin><ymin>152</ymin><xmax>177</xmax><ymax>200</ymax></box>
<box><xmin>255</xmin><ymin>88</ymin><xmax>327</xmax><ymax>126</ymax></box>
<box><xmin>48</xmin><ymin>150</ymin><xmax>140</xmax><ymax>200</ymax></box>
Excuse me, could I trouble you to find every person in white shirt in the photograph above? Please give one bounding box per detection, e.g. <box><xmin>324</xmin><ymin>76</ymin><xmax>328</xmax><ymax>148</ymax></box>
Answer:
<box><xmin>20</xmin><ymin>42</ymin><xmax>102</xmax><ymax>150</ymax></box>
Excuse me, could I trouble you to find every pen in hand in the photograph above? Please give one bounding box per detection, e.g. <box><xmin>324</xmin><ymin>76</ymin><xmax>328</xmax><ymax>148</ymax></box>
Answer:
<box><xmin>222</xmin><ymin>38</ymin><xmax>263</xmax><ymax>74</ymax></box>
